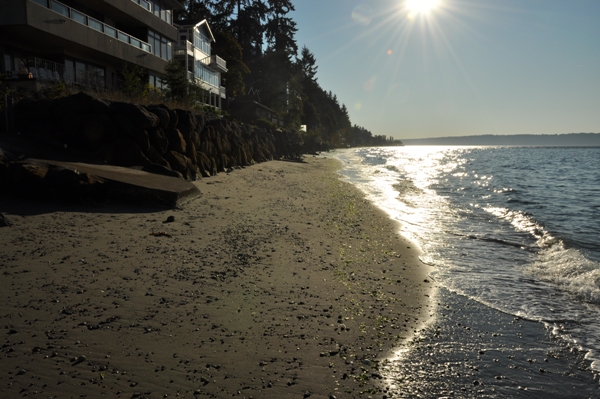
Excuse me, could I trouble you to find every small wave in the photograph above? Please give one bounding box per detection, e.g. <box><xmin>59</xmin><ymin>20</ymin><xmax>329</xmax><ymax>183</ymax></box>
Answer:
<box><xmin>392</xmin><ymin>180</ymin><xmax>424</xmax><ymax>195</ymax></box>
<box><xmin>527</xmin><ymin>244</ymin><xmax>600</xmax><ymax>305</ymax></box>
<box><xmin>444</xmin><ymin>230</ymin><xmax>535</xmax><ymax>250</ymax></box>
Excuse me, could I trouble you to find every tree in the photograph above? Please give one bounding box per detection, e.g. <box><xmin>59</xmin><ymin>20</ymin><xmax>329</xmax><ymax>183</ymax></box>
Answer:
<box><xmin>163</xmin><ymin>60</ymin><xmax>190</xmax><ymax>100</ymax></box>
<box><xmin>298</xmin><ymin>46</ymin><xmax>318</xmax><ymax>83</ymax></box>
<box><xmin>213</xmin><ymin>31</ymin><xmax>250</xmax><ymax>98</ymax></box>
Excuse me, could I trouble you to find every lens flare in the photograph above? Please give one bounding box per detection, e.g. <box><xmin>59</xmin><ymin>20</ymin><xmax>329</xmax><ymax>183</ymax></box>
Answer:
<box><xmin>351</xmin><ymin>4</ymin><xmax>373</xmax><ymax>26</ymax></box>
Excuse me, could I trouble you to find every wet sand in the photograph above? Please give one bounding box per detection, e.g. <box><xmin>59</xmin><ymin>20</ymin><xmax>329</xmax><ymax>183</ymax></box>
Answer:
<box><xmin>0</xmin><ymin>156</ymin><xmax>433</xmax><ymax>399</ymax></box>
<box><xmin>383</xmin><ymin>288</ymin><xmax>599</xmax><ymax>398</ymax></box>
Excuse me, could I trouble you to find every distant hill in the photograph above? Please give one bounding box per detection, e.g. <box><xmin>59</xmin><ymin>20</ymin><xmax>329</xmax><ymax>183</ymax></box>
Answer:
<box><xmin>401</xmin><ymin>133</ymin><xmax>600</xmax><ymax>146</ymax></box>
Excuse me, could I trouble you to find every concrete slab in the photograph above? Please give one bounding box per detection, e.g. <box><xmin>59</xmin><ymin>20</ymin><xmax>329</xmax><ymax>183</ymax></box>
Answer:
<box><xmin>31</xmin><ymin>159</ymin><xmax>201</xmax><ymax>208</ymax></box>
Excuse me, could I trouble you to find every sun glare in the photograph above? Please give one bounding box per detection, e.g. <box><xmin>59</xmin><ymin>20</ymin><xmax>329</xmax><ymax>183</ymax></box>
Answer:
<box><xmin>406</xmin><ymin>0</ymin><xmax>439</xmax><ymax>15</ymax></box>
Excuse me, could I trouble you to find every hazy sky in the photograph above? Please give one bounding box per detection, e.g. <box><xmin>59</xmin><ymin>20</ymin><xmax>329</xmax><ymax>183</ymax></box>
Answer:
<box><xmin>291</xmin><ymin>0</ymin><xmax>600</xmax><ymax>139</ymax></box>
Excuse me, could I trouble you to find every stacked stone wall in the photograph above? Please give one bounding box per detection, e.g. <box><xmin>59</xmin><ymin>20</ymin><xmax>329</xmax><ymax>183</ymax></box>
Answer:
<box><xmin>10</xmin><ymin>92</ymin><xmax>304</xmax><ymax>180</ymax></box>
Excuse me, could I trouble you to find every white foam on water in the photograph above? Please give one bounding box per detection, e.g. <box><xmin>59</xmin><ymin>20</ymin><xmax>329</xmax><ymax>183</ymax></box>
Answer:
<box><xmin>528</xmin><ymin>243</ymin><xmax>600</xmax><ymax>305</ymax></box>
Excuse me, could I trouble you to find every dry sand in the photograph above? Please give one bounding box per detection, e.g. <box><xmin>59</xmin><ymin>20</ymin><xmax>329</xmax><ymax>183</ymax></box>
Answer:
<box><xmin>0</xmin><ymin>156</ymin><xmax>433</xmax><ymax>399</ymax></box>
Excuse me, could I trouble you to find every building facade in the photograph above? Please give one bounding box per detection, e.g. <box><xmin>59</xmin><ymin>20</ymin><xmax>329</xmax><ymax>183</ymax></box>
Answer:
<box><xmin>0</xmin><ymin>0</ymin><xmax>184</xmax><ymax>91</ymax></box>
<box><xmin>174</xmin><ymin>20</ymin><xmax>226</xmax><ymax>109</ymax></box>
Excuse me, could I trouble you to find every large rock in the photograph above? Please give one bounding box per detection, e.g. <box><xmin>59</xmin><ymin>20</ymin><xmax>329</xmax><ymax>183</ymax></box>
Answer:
<box><xmin>164</xmin><ymin>151</ymin><xmax>191</xmax><ymax>179</ymax></box>
<box><xmin>146</xmin><ymin>105</ymin><xmax>170</xmax><ymax>129</ymax></box>
<box><xmin>109</xmin><ymin>102</ymin><xmax>159</xmax><ymax>130</ymax></box>
<box><xmin>165</xmin><ymin>128</ymin><xmax>186</xmax><ymax>154</ymax></box>
<box><xmin>174</xmin><ymin>109</ymin><xmax>196</xmax><ymax>139</ymax></box>
<box><xmin>109</xmin><ymin>113</ymin><xmax>151</xmax><ymax>154</ymax></box>
<box><xmin>52</xmin><ymin>92</ymin><xmax>110</xmax><ymax>117</ymax></box>
<box><xmin>99</xmin><ymin>137</ymin><xmax>151</xmax><ymax>167</ymax></box>
<box><xmin>70</xmin><ymin>113</ymin><xmax>119</xmax><ymax>152</ymax></box>
<box><xmin>146</xmin><ymin>145</ymin><xmax>171</xmax><ymax>169</ymax></box>
<box><xmin>147</xmin><ymin>127</ymin><xmax>169</xmax><ymax>155</ymax></box>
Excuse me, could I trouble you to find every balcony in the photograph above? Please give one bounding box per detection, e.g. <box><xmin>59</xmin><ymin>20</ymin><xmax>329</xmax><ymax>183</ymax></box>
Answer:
<box><xmin>4</xmin><ymin>57</ymin><xmax>104</xmax><ymax>88</ymax></box>
<box><xmin>201</xmin><ymin>55</ymin><xmax>227</xmax><ymax>73</ymax></box>
<box><xmin>30</xmin><ymin>0</ymin><xmax>152</xmax><ymax>53</ymax></box>
<box><xmin>174</xmin><ymin>41</ymin><xmax>194</xmax><ymax>56</ymax></box>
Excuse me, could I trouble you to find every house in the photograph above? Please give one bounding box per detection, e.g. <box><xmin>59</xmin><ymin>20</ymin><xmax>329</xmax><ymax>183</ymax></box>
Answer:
<box><xmin>229</xmin><ymin>99</ymin><xmax>284</xmax><ymax>127</ymax></box>
<box><xmin>0</xmin><ymin>0</ymin><xmax>184</xmax><ymax>91</ymax></box>
<box><xmin>173</xmin><ymin>19</ymin><xmax>227</xmax><ymax>109</ymax></box>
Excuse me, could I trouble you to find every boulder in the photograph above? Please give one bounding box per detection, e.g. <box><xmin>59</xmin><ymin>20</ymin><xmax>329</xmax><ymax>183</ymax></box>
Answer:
<box><xmin>166</xmin><ymin>108</ymin><xmax>178</xmax><ymax>130</ymax></box>
<box><xmin>175</xmin><ymin>109</ymin><xmax>196</xmax><ymax>138</ymax></box>
<box><xmin>71</xmin><ymin>113</ymin><xmax>119</xmax><ymax>152</ymax></box>
<box><xmin>109</xmin><ymin>102</ymin><xmax>159</xmax><ymax>130</ymax></box>
<box><xmin>165</xmin><ymin>128</ymin><xmax>186</xmax><ymax>154</ymax></box>
<box><xmin>101</xmin><ymin>136</ymin><xmax>151</xmax><ymax>167</ymax></box>
<box><xmin>164</xmin><ymin>151</ymin><xmax>191</xmax><ymax>179</ymax></box>
<box><xmin>52</xmin><ymin>92</ymin><xmax>110</xmax><ymax>117</ymax></box>
<box><xmin>147</xmin><ymin>127</ymin><xmax>169</xmax><ymax>155</ymax></box>
<box><xmin>147</xmin><ymin>105</ymin><xmax>170</xmax><ymax>129</ymax></box>
<box><xmin>146</xmin><ymin>145</ymin><xmax>171</xmax><ymax>169</ymax></box>
<box><xmin>109</xmin><ymin>113</ymin><xmax>151</xmax><ymax>154</ymax></box>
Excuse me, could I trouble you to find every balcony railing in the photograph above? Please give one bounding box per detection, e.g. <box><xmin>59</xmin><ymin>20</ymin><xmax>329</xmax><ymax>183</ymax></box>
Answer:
<box><xmin>200</xmin><ymin>55</ymin><xmax>227</xmax><ymax>72</ymax></box>
<box><xmin>209</xmin><ymin>55</ymin><xmax>227</xmax><ymax>72</ymax></box>
<box><xmin>174</xmin><ymin>41</ymin><xmax>194</xmax><ymax>56</ymax></box>
<box><xmin>131</xmin><ymin>0</ymin><xmax>174</xmax><ymax>25</ymax></box>
<box><xmin>30</xmin><ymin>0</ymin><xmax>152</xmax><ymax>53</ymax></box>
<box><xmin>5</xmin><ymin>57</ymin><xmax>105</xmax><ymax>88</ymax></box>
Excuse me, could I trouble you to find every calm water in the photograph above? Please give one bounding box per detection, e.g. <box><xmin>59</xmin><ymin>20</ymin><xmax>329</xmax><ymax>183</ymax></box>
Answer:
<box><xmin>333</xmin><ymin>146</ymin><xmax>600</xmax><ymax>373</ymax></box>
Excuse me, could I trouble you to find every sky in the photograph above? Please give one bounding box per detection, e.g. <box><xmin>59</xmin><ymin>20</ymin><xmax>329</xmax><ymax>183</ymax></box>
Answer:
<box><xmin>291</xmin><ymin>0</ymin><xmax>600</xmax><ymax>140</ymax></box>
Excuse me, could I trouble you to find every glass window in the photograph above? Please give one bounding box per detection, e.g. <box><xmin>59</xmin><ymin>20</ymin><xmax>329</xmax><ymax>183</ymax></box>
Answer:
<box><xmin>3</xmin><ymin>54</ymin><xmax>11</xmax><ymax>73</ymax></box>
<box><xmin>64</xmin><ymin>59</ymin><xmax>74</xmax><ymax>83</ymax></box>
<box><xmin>71</xmin><ymin>10</ymin><xmax>87</xmax><ymax>25</ymax></box>
<box><xmin>50</xmin><ymin>0</ymin><xmax>69</xmax><ymax>17</ymax></box>
<box><xmin>140</xmin><ymin>0</ymin><xmax>150</xmax><ymax>11</ymax></box>
<box><xmin>118</xmin><ymin>31</ymin><xmax>130</xmax><ymax>43</ymax></box>
<box><xmin>89</xmin><ymin>18</ymin><xmax>103</xmax><ymax>32</ymax></box>
<box><xmin>31</xmin><ymin>0</ymin><xmax>48</xmax><ymax>7</ymax></box>
<box><xmin>131</xmin><ymin>37</ymin><xmax>141</xmax><ymax>49</ymax></box>
<box><xmin>105</xmin><ymin>25</ymin><xmax>117</xmax><ymax>38</ymax></box>
<box><xmin>161</xmin><ymin>40</ymin><xmax>167</xmax><ymax>60</ymax></box>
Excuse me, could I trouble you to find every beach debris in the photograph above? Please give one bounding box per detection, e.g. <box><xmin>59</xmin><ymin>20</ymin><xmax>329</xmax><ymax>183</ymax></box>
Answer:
<box><xmin>163</xmin><ymin>215</ymin><xmax>175</xmax><ymax>223</ymax></box>
<box><xmin>150</xmin><ymin>231</ymin><xmax>172</xmax><ymax>238</ymax></box>
<box><xmin>0</xmin><ymin>213</ymin><xmax>12</xmax><ymax>227</ymax></box>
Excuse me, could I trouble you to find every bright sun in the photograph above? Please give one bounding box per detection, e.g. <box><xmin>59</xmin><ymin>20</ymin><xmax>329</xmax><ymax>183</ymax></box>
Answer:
<box><xmin>406</xmin><ymin>0</ymin><xmax>439</xmax><ymax>15</ymax></box>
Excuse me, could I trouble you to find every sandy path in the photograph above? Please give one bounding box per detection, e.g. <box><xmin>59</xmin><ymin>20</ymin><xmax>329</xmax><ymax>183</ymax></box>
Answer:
<box><xmin>0</xmin><ymin>156</ymin><xmax>433</xmax><ymax>399</ymax></box>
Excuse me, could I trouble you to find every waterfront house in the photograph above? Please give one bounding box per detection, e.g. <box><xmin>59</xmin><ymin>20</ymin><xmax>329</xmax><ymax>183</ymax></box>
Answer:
<box><xmin>173</xmin><ymin>19</ymin><xmax>227</xmax><ymax>109</ymax></box>
<box><xmin>0</xmin><ymin>0</ymin><xmax>184</xmax><ymax>91</ymax></box>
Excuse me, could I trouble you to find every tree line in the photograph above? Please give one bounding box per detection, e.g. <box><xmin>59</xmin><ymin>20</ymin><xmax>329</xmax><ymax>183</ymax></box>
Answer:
<box><xmin>175</xmin><ymin>0</ymin><xmax>401</xmax><ymax>149</ymax></box>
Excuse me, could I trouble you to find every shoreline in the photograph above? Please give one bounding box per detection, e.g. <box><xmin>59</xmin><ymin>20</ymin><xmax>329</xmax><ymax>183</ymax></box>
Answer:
<box><xmin>0</xmin><ymin>156</ymin><xmax>433</xmax><ymax>398</ymax></box>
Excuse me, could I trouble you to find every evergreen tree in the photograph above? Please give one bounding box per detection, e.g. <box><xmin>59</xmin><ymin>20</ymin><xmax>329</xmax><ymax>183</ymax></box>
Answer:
<box><xmin>213</xmin><ymin>31</ymin><xmax>250</xmax><ymax>98</ymax></box>
<box><xmin>163</xmin><ymin>60</ymin><xmax>190</xmax><ymax>100</ymax></box>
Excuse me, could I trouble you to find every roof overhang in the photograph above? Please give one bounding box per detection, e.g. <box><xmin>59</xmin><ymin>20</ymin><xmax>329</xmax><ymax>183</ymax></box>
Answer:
<box><xmin>175</xmin><ymin>19</ymin><xmax>215</xmax><ymax>42</ymax></box>
<box><xmin>162</xmin><ymin>0</ymin><xmax>185</xmax><ymax>11</ymax></box>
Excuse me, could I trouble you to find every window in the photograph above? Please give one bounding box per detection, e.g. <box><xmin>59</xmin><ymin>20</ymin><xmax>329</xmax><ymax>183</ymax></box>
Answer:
<box><xmin>89</xmin><ymin>18</ymin><xmax>103</xmax><ymax>32</ymax></box>
<box><xmin>71</xmin><ymin>10</ymin><xmax>87</xmax><ymax>25</ymax></box>
<box><xmin>148</xmin><ymin>30</ymin><xmax>173</xmax><ymax>61</ymax></box>
<box><xmin>193</xmin><ymin>29</ymin><xmax>211</xmax><ymax>55</ymax></box>
<box><xmin>31</xmin><ymin>0</ymin><xmax>48</xmax><ymax>7</ymax></box>
<box><xmin>118</xmin><ymin>31</ymin><xmax>130</xmax><ymax>44</ymax></box>
<box><xmin>195</xmin><ymin>62</ymin><xmax>219</xmax><ymax>87</ymax></box>
<box><xmin>105</xmin><ymin>25</ymin><xmax>117</xmax><ymax>38</ymax></box>
<box><xmin>50</xmin><ymin>0</ymin><xmax>69</xmax><ymax>17</ymax></box>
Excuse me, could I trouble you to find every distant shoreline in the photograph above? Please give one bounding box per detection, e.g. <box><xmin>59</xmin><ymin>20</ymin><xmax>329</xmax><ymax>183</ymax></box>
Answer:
<box><xmin>401</xmin><ymin>132</ymin><xmax>600</xmax><ymax>146</ymax></box>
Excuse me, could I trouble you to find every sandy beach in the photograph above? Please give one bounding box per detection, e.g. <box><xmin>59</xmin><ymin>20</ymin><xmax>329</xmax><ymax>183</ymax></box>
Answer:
<box><xmin>0</xmin><ymin>156</ymin><xmax>433</xmax><ymax>399</ymax></box>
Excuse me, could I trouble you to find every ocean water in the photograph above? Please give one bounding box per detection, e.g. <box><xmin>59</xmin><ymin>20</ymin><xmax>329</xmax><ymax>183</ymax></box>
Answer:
<box><xmin>332</xmin><ymin>146</ymin><xmax>600</xmax><ymax>382</ymax></box>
